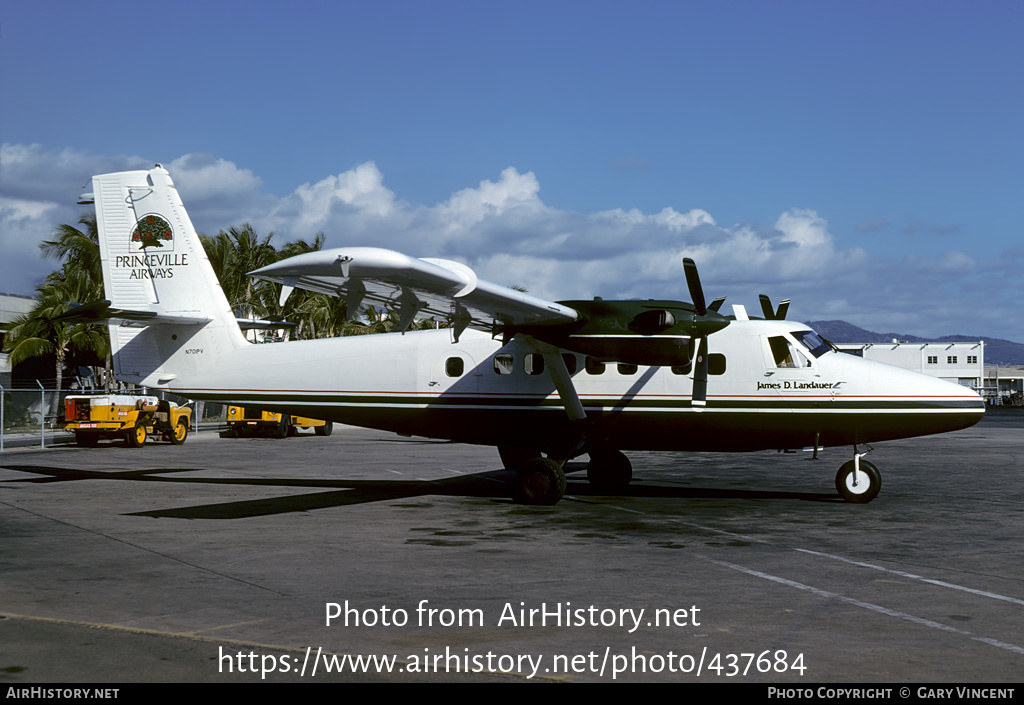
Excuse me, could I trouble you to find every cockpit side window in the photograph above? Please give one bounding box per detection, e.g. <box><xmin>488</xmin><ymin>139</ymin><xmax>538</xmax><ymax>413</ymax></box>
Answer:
<box><xmin>768</xmin><ymin>335</ymin><xmax>810</xmax><ymax>368</ymax></box>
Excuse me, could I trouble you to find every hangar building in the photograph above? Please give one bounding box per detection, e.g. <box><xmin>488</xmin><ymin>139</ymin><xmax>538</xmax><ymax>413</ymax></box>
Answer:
<box><xmin>0</xmin><ymin>293</ymin><xmax>36</xmax><ymax>387</ymax></box>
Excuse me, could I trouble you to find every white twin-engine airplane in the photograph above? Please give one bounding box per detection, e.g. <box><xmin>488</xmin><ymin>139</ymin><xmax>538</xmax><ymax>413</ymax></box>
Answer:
<box><xmin>76</xmin><ymin>166</ymin><xmax>984</xmax><ymax>505</ymax></box>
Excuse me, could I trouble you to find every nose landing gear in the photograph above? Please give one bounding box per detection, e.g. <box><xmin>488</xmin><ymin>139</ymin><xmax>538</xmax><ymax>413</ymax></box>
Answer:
<box><xmin>836</xmin><ymin>449</ymin><xmax>881</xmax><ymax>503</ymax></box>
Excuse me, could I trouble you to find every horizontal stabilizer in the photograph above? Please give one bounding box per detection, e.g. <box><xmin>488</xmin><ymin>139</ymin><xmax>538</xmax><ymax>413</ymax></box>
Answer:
<box><xmin>237</xmin><ymin>317</ymin><xmax>297</xmax><ymax>330</ymax></box>
<box><xmin>54</xmin><ymin>299</ymin><xmax>211</xmax><ymax>326</ymax></box>
<box><xmin>250</xmin><ymin>247</ymin><xmax>579</xmax><ymax>331</ymax></box>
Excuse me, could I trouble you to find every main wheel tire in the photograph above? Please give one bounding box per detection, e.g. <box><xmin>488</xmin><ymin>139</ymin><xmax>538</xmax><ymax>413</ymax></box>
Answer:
<box><xmin>125</xmin><ymin>421</ymin><xmax>147</xmax><ymax>448</ymax></box>
<box><xmin>315</xmin><ymin>421</ymin><xmax>334</xmax><ymax>436</ymax></box>
<box><xmin>586</xmin><ymin>450</ymin><xmax>633</xmax><ymax>493</ymax></box>
<box><xmin>513</xmin><ymin>457</ymin><xmax>566</xmax><ymax>505</ymax></box>
<box><xmin>75</xmin><ymin>431</ymin><xmax>99</xmax><ymax>447</ymax></box>
<box><xmin>170</xmin><ymin>418</ymin><xmax>188</xmax><ymax>445</ymax></box>
<box><xmin>836</xmin><ymin>459</ymin><xmax>881</xmax><ymax>503</ymax></box>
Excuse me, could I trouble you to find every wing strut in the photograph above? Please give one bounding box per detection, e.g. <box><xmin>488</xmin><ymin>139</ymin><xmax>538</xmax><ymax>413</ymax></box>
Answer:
<box><xmin>541</xmin><ymin>351</ymin><xmax>586</xmax><ymax>422</ymax></box>
<box><xmin>521</xmin><ymin>337</ymin><xmax>589</xmax><ymax>461</ymax></box>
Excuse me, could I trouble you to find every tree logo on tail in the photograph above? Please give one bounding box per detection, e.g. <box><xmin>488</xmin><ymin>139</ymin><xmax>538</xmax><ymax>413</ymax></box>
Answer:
<box><xmin>131</xmin><ymin>214</ymin><xmax>174</xmax><ymax>251</ymax></box>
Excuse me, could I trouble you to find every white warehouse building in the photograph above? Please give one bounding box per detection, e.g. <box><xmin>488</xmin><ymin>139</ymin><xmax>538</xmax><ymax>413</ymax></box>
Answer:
<box><xmin>835</xmin><ymin>340</ymin><xmax>984</xmax><ymax>392</ymax></box>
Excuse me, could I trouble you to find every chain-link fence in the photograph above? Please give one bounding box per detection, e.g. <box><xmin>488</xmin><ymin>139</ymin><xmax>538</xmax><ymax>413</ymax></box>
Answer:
<box><xmin>0</xmin><ymin>384</ymin><xmax>227</xmax><ymax>451</ymax></box>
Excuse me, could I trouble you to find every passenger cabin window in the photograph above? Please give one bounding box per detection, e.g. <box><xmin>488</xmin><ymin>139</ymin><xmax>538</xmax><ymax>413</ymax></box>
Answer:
<box><xmin>585</xmin><ymin>357</ymin><xmax>605</xmax><ymax>375</ymax></box>
<box><xmin>525</xmin><ymin>353</ymin><xmax>545</xmax><ymax>375</ymax></box>
<box><xmin>671</xmin><ymin>363</ymin><xmax>692</xmax><ymax>375</ymax></box>
<box><xmin>617</xmin><ymin>363</ymin><xmax>638</xmax><ymax>376</ymax></box>
<box><xmin>446</xmin><ymin>357</ymin><xmax>464</xmax><ymax>377</ymax></box>
<box><xmin>709</xmin><ymin>354</ymin><xmax>727</xmax><ymax>375</ymax></box>
<box><xmin>494</xmin><ymin>353</ymin><xmax>514</xmax><ymax>375</ymax></box>
<box><xmin>768</xmin><ymin>336</ymin><xmax>810</xmax><ymax>368</ymax></box>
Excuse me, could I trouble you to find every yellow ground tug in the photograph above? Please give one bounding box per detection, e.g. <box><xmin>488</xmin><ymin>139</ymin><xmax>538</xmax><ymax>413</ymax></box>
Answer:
<box><xmin>64</xmin><ymin>395</ymin><xmax>192</xmax><ymax>447</ymax></box>
<box><xmin>226</xmin><ymin>406</ymin><xmax>333</xmax><ymax>438</ymax></box>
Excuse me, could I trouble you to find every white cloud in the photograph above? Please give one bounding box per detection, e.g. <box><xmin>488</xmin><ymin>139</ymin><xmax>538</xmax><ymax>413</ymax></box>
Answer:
<box><xmin>0</xmin><ymin>144</ymin><xmax>149</xmax><ymax>292</ymax></box>
<box><xmin>440</xmin><ymin>167</ymin><xmax>543</xmax><ymax>225</ymax></box>
<box><xmin>775</xmin><ymin>208</ymin><xmax>832</xmax><ymax>247</ymax></box>
<box><xmin>166</xmin><ymin>153</ymin><xmax>262</xmax><ymax>201</ymax></box>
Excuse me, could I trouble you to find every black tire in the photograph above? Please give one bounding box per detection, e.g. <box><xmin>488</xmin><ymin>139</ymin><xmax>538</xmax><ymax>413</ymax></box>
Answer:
<box><xmin>315</xmin><ymin>421</ymin><xmax>334</xmax><ymax>437</ymax></box>
<box><xmin>170</xmin><ymin>418</ymin><xmax>188</xmax><ymax>445</ymax></box>
<box><xmin>125</xmin><ymin>421</ymin><xmax>147</xmax><ymax>448</ymax></box>
<box><xmin>275</xmin><ymin>416</ymin><xmax>290</xmax><ymax>439</ymax></box>
<box><xmin>586</xmin><ymin>450</ymin><xmax>633</xmax><ymax>493</ymax></box>
<box><xmin>836</xmin><ymin>459</ymin><xmax>881</xmax><ymax>503</ymax></box>
<box><xmin>513</xmin><ymin>457</ymin><xmax>566</xmax><ymax>505</ymax></box>
<box><xmin>75</xmin><ymin>431</ymin><xmax>100</xmax><ymax>447</ymax></box>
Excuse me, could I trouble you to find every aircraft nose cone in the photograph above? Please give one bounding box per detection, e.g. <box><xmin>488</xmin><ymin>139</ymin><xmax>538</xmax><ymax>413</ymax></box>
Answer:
<box><xmin>929</xmin><ymin>372</ymin><xmax>984</xmax><ymax>404</ymax></box>
<box><xmin>835</xmin><ymin>355</ymin><xmax>985</xmax><ymax>440</ymax></box>
<box><xmin>916</xmin><ymin>368</ymin><xmax>985</xmax><ymax>431</ymax></box>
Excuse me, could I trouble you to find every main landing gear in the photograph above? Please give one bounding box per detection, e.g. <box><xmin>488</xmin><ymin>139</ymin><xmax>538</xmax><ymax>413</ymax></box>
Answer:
<box><xmin>835</xmin><ymin>449</ymin><xmax>881</xmax><ymax>503</ymax></box>
<box><xmin>586</xmin><ymin>449</ymin><xmax>633</xmax><ymax>494</ymax></box>
<box><xmin>499</xmin><ymin>446</ymin><xmax>634</xmax><ymax>504</ymax></box>
<box><xmin>499</xmin><ymin>447</ymin><xmax>566</xmax><ymax>505</ymax></box>
<box><xmin>513</xmin><ymin>457</ymin><xmax>567</xmax><ymax>506</ymax></box>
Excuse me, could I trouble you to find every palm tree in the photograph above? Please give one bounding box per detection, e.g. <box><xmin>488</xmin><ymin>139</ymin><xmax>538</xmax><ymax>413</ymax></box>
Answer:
<box><xmin>38</xmin><ymin>214</ymin><xmax>103</xmax><ymax>300</ymax></box>
<box><xmin>3</xmin><ymin>275</ymin><xmax>108</xmax><ymax>414</ymax></box>
<box><xmin>3</xmin><ymin>216</ymin><xmax>113</xmax><ymax>396</ymax></box>
<box><xmin>199</xmin><ymin>224</ymin><xmax>278</xmax><ymax>320</ymax></box>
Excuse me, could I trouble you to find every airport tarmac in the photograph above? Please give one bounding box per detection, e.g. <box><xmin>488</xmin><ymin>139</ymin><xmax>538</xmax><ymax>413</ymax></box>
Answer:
<box><xmin>1</xmin><ymin>409</ymin><xmax>1021</xmax><ymax>683</ymax></box>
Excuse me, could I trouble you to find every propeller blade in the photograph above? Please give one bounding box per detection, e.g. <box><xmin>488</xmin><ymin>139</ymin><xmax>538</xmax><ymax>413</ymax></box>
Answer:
<box><xmin>691</xmin><ymin>336</ymin><xmax>708</xmax><ymax>409</ymax></box>
<box><xmin>682</xmin><ymin>258</ymin><xmax>707</xmax><ymax>316</ymax></box>
<box><xmin>708</xmin><ymin>296</ymin><xmax>727</xmax><ymax>313</ymax></box>
<box><xmin>758</xmin><ymin>294</ymin><xmax>791</xmax><ymax>320</ymax></box>
<box><xmin>775</xmin><ymin>299</ymin><xmax>791</xmax><ymax>320</ymax></box>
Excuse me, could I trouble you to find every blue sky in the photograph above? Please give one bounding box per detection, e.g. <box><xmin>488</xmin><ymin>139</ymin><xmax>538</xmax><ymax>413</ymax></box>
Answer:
<box><xmin>2</xmin><ymin>1</ymin><xmax>1022</xmax><ymax>340</ymax></box>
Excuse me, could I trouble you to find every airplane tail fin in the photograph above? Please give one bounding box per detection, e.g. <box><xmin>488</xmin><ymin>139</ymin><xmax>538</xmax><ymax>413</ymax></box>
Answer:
<box><xmin>87</xmin><ymin>165</ymin><xmax>245</xmax><ymax>388</ymax></box>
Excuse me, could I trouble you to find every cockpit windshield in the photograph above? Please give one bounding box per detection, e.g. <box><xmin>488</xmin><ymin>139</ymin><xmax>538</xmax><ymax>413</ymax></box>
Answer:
<box><xmin>791</xmin><ymin>330</ymin><xmax>832</xmax><ymax>358</ymax></box>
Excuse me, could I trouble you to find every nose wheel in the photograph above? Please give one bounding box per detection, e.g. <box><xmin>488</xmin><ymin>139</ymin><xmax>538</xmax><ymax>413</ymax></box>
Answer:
<box><xmin>835</xmin><ymin>458</ymin><xmax>881</xmax><ymax>503</ymax></box>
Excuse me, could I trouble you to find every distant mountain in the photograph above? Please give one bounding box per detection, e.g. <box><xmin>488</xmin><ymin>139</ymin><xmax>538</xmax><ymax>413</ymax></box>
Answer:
<box><xmin>806</xmin><ymin>320</ymin><xmax>1024</xmax><ymax>366</ymax></box>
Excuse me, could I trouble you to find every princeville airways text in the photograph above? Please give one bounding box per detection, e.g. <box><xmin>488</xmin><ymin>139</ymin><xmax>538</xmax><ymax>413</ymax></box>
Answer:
<box><xmin>114</xmin><ymin>253</ymin><xmax>189</xmax><ymax>279</ymax></box>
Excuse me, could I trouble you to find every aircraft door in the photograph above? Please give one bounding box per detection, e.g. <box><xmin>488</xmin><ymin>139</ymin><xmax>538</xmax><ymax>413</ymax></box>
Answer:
<box><xmin>760</xmin><ymin>334</ymin><xmax>830</xmax><ymax>406</ymax></box>
<box><xmin>430</xmin><ymin>349</ymin><xmax>480</xmax><ymax>395</ymax></box>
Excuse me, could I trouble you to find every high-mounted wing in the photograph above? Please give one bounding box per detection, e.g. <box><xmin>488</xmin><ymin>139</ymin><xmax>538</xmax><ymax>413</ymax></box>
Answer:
<box><xmin>249</xmin><ymin>247</ymin><xmax>578</xmax><ymax>340</ymax></box>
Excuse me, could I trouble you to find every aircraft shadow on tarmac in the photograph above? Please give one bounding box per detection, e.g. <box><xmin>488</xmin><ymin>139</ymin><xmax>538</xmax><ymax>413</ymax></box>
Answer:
<box><xmin>1</xmin><ymin>463</ymin><xmax>839</xmax><ymax>519</ymax></box>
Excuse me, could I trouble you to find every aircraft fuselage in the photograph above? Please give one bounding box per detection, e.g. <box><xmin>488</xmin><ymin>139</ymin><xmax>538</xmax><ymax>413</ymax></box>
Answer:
<box><xmin>149</xmin><ymin>319</ymin><xmax>984</xmax><ymax>455</ymax></box>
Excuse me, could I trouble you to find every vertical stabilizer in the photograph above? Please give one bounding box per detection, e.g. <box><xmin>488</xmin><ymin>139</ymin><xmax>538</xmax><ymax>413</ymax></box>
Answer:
<box><xmin>92</xmin><ymin>166</ymin><xmax>245</xmax><ymax>387</ymax></box>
